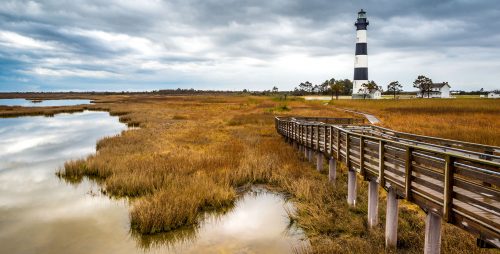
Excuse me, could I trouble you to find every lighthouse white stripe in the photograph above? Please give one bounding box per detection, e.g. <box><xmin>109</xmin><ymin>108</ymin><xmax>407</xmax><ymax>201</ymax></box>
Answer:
<box><xmin>354</xmin><ymin>55</ymin><xmax>368</xmax><ymax>67</ymax></box>
<box><xmin>356</xmin><ymin>30</ymin><xmax>367</xmax><ymax>43</ymax></box>
<box><xmin>353</xmin><ymin>80</ymin><xmax>369</xmax><ymax>94</ymax></box>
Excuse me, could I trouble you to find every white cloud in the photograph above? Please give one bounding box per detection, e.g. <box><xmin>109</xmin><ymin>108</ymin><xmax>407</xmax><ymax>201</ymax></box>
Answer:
<box><xmin>26</xmin><ymin>67</ymin><xmax>119</xmax><ymax>78</ymax></box>
<box><xmin>0</xmin><ymin>30</ymin><xmax>55</xmax><ymax>50</ymax></box>
<box><xmin>62</xmin><ymin>28</ymin><xmax>161</xmax><ymax>56</ymax></box>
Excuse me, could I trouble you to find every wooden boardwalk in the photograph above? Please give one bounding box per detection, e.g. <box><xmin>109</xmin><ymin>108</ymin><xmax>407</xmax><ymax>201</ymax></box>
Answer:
<box><xmin>275</xmin><ymin>116</ymin><xmax>499</xmax><ymax>251</ymax></box>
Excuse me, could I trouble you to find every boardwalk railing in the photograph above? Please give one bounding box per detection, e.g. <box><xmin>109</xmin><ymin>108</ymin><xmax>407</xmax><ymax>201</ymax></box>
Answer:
<box><xmin>275</xmin><ymin>116</ymin><xmax>499</xmax><ymax>252</ymax></box>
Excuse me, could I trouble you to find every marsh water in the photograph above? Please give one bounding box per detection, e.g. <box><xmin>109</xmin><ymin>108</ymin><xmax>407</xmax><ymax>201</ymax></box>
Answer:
<box><xmin>0</xmin><ymin>111</ymin><xmax>307</xmax><ymax>253</ymax></box>
<box><xmin>0</xmin><ymin>99</ymin><xmax>91</xmax><ymax>107</ymax></box>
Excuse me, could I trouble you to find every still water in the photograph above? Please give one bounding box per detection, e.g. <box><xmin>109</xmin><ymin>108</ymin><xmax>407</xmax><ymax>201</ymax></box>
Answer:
<box><xmin>0</xmin><ymin>111</ymin><xmax>307</xmax><ymax>253</ymax></box>
<box><xmin>0</xmin><ymin>99</ymin><xmax>91</xmax><ymax>107</ymax></box>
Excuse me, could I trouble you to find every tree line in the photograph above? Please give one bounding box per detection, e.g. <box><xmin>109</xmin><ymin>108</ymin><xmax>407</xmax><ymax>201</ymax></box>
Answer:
<box><xmin>285</xmin><ymin>75</ymin><xmax>456</xmax><ymax>99</ymax></box>
<box><xmin>291</xmin><ymin>78</ymin><xmax>383</xmax><ymax>99</ymax></box>
<box><xmin>292</xmin><ymin>78</ymin><xmax>359</xmax><ymax>98</ymax></box>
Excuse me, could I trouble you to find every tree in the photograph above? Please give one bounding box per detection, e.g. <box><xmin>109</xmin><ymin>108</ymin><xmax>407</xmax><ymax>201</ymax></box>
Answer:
<box><xmin>329</xmin><ymin>79</ymin><xmax>344</xmax><ymax>100</ymax></box>
<box><xmin>312</xmin><ymin>84</ymin><xmax>319</xmax><ymax>94</ymax></box>
<box><xmin>358</xmin><ymin>80</ymin><xmax>380</xmax><ymax>99</ymax></box>
<box><xmin>319</xmin><ymin>80</ymin><xmax>329</xmax><ymax>95</ymax></box>
<box><xmin>387</xmin><ymin>81</ymin><xmax>403</xmax><ymax>99</ymax></box>
<box><xmin>413</xmin><ymin>75</ymin><xmax>433</xmax><ymax>98</ymax></box>
<box><xmin>341</xmin><ymin>79</ymin><xmax>353</xmax><ymax>95</ymax></box>
<box><xmin>299</xmin><ymin>81</ymin><xmax>313</xmax><ymax>93</ymax></box>
<box><xmin>272</xmin><ymin>86</ymin><xmax>278</xmax><ymax>94</ymax></box>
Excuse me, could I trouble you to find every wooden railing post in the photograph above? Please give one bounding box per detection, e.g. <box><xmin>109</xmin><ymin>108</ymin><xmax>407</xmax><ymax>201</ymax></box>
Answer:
<box><xmin>379</xmin><ymin>140</ymin><xmax>385</xmax><ymax>187</ymax></box>
<box><xmin>316</xmin><ymin>125</ymin><xmax>320</xmax><ymax>151</ymax></box>
<box><xmin>305</xmin><ymin>125</ymin><xmax>309</xmax><ymax>148</ymax></box>
<box><xmin>405</xmin><ymin>147</ymin><xmax>413</xmax><ymax>201</ymax></box>
<box><xmin>294</xmin><ymin>122</ymin><xmax>296</xmax><ymax>141</ymax></box>
<box><xmin>329</xmin><ymin>126</ymin><xmax>333</xmax><ymax>155</ymax></box>
<box><xmin>346</xmin><ymin>133</ymin><xmax>350</xmax><ymax>167</ymax></box>
<box><xmin>443</xmin><ymin>155</ymin><xmax>454</xmax><ymax>222</ymax></box>
<box><xmin>346</xmin><ymin>132</ymin><xmax>357</xmax><ymax>207</ymax></box>
<box><xmin>360</xmin><ymin>136</ymin><xmax>365</xmax><ymax>177</ymax></box>
<box><xmin>309</xmin><ymin>125</ymin><xmax>312</xmax><ymax>149</ymax></box>
<box><xmin>336</xmin><ymin>128</ymin><xmax>340</xmax><ymax>160</ymax></box>
<box><xmin>299</xmin><ymin>124</ymin><xmax>304</xmax><ymax>146</ymax></box>
<box><xmin>304</xmin><ymin>125</ymin><xmax>309</xmax><ymax>159</ymax></box>
<box><xmin>323</xmin><ymin>125</ymin><xmax>327</xmax><ymax>153</ymax></box>
<box><xmin>308</xmin><ymin>125</ymin><xmax>314</xmax><ymax>162</ymax></box>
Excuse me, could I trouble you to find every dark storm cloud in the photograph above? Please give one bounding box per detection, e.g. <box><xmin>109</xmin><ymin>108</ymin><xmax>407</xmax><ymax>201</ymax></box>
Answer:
<box><xmin>0</xmin><ymin>0</ymin><xmax>498</xmax><ymax>91</ymax></box>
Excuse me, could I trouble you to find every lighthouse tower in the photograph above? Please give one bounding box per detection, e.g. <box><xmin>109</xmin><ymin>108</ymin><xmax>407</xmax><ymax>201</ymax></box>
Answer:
<box><xmin>352</xmin><ymin>9</ymin><xmax>369</xmax><ymax>99</ymax></box>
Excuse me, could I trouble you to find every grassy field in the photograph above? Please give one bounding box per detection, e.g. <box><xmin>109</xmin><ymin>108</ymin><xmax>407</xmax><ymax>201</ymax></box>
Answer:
<box><xmin>330</xmin><ymin>98</ymin><xmax>500</xmax><ymax>146</ymax></box>
<box><xmin>0</xmin><ymin>94</ymin><xmax>495</xmax><ymax>253</ymax></box>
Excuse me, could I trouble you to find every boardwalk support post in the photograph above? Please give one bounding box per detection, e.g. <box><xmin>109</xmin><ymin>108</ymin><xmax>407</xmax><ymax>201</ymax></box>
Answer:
<box><xmin>347</xmin><ymin>169</ymin><xmax>357</xmax><ymax>206</ymax></box>
<box><xmin>368</xmin><ymin>179</ymin><xmax>379</xmax><ymax>228</ymax></box>
<box><xmin>385</xmin><ymin>187</ymin><xmax>399</xmax><ymax>248</ymax></box>
<box><xmin>316</xmin><ymin>153</ymin><xmax>324</xmax><ymax>172</ymax></box>
<box><xmin>424</xmin><ymin>212</ymin><xmax>442</xmax><ymax>254</ymax></box>
<box><xmin>329</xmin><ymin>157</ymin><xmax>337</xmax><ymax>183</ymax></box>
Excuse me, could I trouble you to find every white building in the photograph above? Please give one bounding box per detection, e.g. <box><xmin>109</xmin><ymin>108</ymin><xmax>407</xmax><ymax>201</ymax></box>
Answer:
<box><xmin>357</xmin><ymin>87</ymin><xmax>381</xmax><ymax>99</ymax></box>
<box><xmin>417</xmin><ymin>82</ymin><xmax>451</xmax><ymax>98</ymax></box>
<box><xmin>488</xmin><ymin>92</ymin><xmax>500</xmax><ymax>98</ymax></box>
<box><xmin>369</xmin><ymin>88</ymin><xmax>381</xmax><ymax>99</ymax></box>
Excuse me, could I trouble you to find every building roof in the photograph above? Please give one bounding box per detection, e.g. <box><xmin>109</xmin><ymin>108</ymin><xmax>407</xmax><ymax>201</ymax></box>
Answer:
<box><xmin>431</xmin><ymin>82</ymin><xmax>450</xmax><ymax>88</ymax></box>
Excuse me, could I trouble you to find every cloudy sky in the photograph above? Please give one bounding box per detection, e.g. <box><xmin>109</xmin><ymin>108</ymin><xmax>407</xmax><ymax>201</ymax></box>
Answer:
<box><xmin>0</xmin><ymin>0</ymin><xmax>499</xmax><ymax>92</ymax></box>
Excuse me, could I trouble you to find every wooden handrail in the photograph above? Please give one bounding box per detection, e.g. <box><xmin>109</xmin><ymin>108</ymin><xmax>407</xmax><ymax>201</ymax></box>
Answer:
<box><xmin>275</xmin><ymin>116</ymin><xmax>500</xmax><ymax>248</ymax></box>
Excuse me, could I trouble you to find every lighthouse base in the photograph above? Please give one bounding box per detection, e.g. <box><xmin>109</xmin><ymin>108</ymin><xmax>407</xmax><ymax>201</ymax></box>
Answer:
<box><xmin>352</xmin><ymin>93</ymin><xmax>367</xmax><ymax>99</ymax></box>
<box><xmin>352</xmin><ymin>92</ymin><xmax>381</xmax><ymax>99</ymax></box>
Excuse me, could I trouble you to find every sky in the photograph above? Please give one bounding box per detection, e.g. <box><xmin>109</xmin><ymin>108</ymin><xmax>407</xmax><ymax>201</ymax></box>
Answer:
<box><xmin>0</xmin><ymin>0</ymin><xmax>499</xmax><ymax>92</ymax></box>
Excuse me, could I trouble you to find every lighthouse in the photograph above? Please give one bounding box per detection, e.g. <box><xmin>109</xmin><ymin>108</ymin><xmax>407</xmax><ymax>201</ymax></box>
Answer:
<box><xmin>352</xmin><ymin>9</ymin><xmax>369</xmax><ymax>99</ymax></box>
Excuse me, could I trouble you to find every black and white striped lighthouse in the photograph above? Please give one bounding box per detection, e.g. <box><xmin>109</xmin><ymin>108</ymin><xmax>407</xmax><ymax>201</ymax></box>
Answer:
<box><xmin>352</xmin><ymin>9</ymin><xmax>369</xmax><ymax>98</ymax></box>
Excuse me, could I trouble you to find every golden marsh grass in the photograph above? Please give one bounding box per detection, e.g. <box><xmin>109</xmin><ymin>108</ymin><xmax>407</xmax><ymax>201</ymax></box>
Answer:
<box><xmin>330</xmin><ymin>98</ymin><xmax>500</xmax><ymax>146</ymax></box>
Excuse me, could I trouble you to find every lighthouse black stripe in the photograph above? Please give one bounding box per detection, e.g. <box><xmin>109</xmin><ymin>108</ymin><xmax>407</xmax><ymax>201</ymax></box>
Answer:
<box><xmin>355</xmin><ymin>18</ymin><xmax>369</xmax><ymax>30</ymax></box>
<box><xmin>354</xmin><ymin>68</ymin><xmax>368</xmax><ymax>80</ymax></box>
<box><xmin>355</xmin><ymin>43</ymin><xmax>367</xmax><ymax>55</ymax></box>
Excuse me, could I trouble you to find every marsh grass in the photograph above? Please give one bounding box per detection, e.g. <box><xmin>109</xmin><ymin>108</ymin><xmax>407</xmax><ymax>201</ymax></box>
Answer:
<box><xmin>1</xmin><ymin>94</ymin><xmax>494</xmax><ymax>253</ymax></box>
<box><xmin>330</xmin><ymin>98</ymin><xmax>500</xmax><ymax>146</ymax></box>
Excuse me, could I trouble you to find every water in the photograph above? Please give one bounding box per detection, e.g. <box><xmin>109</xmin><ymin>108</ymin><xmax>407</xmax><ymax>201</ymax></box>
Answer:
<box><xmin>0</xmin><ymin>111</ymin><xmax>307</xmax><ymax>253</ymax></box>
<box><xmin>0</xmin><ymin>99</ymin><xmax>91</xmax><ymax>107</ymax></box>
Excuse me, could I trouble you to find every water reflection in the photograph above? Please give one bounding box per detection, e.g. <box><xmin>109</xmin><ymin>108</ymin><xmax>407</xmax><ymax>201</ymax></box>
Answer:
<box><xmin>0</xmin><ymin>111</ymin><xmax>130</xmax><ymax>254</ymax></box>
<box><xmin>0</xmin><ymin>111</ymin><xmax>308</xmax><ymax>253</ymax></box>
<box><xmin>138</xmin><ymin>187</ymin><xmax>308</xmax><ymax>253</ymax></box>
<box><xmin>0</xmin><ymin>98</ymin><xmax>91</xmax><ymax>107</ymax></box>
